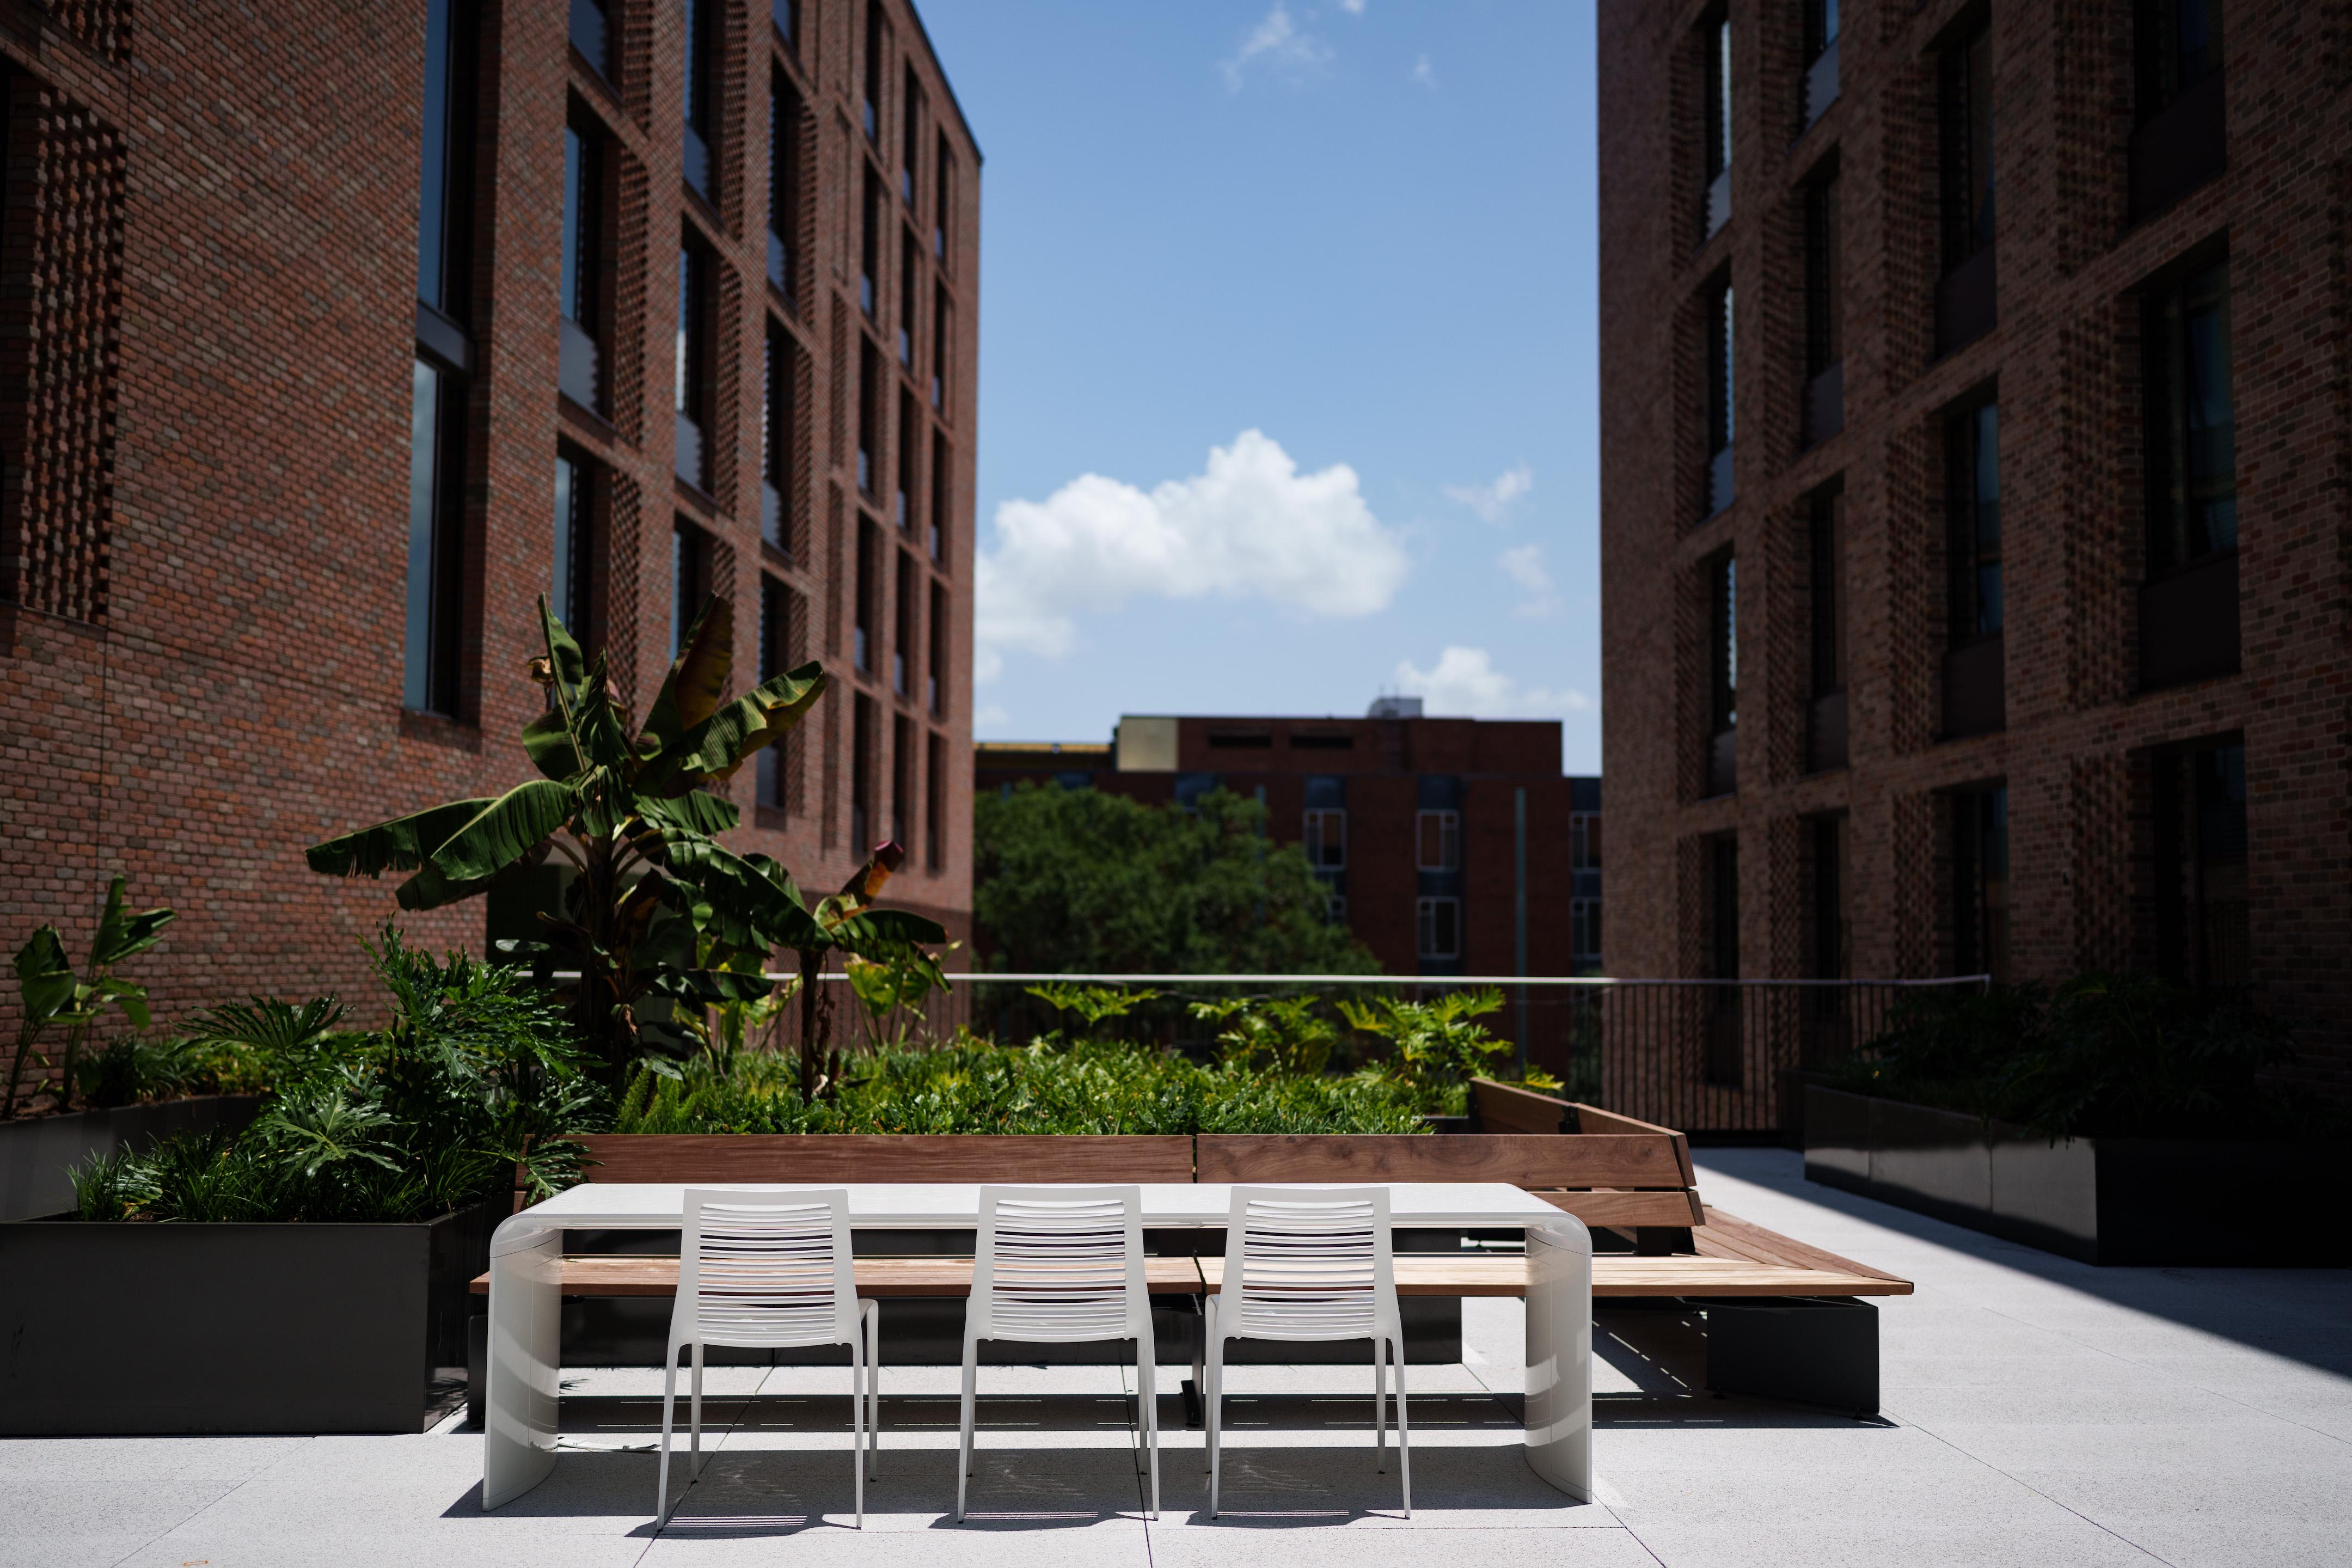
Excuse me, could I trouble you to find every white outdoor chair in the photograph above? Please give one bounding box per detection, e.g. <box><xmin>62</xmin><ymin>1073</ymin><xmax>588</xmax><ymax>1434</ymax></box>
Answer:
<box><xmin>958</xmin><ymin>1185</ymin><xmax>1161</xmax><ymax>1522</ymax></box>
<box><xmin>1205</xmin><ymin>1185</ymin><xmax>1410</xmax><ymax>1518</ymax></box>
<box><xmin>657</xmin><ymin>1189</ymin><xmax>880</xmax><ymax>1527</ymax></box>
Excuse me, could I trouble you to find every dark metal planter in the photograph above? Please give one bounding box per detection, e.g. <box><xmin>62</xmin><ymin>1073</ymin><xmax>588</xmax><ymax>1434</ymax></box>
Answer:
<box><xmin>0</xmin><ymin>1095</ymin><xmax>266</xmax><ymax>1222</ymax></box>
<box><xmin>1803</xmin><ymin>1085</ymin><xmax>2348</xmax><ymax>1266</ymax></box>
<box><xmin>0</xmin><ymin>1198</ymin><xmax>499</xmax><ymax>1435</ymax></box>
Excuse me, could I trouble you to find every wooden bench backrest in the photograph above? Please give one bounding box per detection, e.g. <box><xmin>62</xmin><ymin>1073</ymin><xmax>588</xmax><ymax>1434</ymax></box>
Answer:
<box><xmin>1195</xmin><ymin>1133</ymin><xmax>1688</xmax><ymax>1191</ymax></box>
<box><xmin>571</xmin><ymin>1133</ymin><xmax>1197</xmax><ymax>1185</ymax></box>
<box><xmin>1469</xmin><ymin>1079</ymin><xmax>1700</xmax><ymax>1189</ymax></box>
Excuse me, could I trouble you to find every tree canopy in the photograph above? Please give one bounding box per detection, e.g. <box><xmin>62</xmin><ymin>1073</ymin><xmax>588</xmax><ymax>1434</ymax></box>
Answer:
<box><xmin>973</xmin><ymin>784</ymin><xmax>1377</xmax><ymax>976</ymax></box>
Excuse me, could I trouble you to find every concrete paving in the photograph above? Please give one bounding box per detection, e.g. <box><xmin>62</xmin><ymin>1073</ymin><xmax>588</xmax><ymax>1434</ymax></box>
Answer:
<box><xmin>6</xmin><ymin>1148</ymin><xmax>2347</xmax><ymax>1566</ymax></box>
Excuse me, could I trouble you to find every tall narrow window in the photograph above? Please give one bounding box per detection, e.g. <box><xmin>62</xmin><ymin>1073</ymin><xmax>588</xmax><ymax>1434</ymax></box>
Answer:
<box><xmin>929</xmin><ymin>431</ymin><xmax>950</xmax><ymax>559</ymax></box>
<box><xmin>852</xmin><ymin>696</ymin><xmax>875</xmax><ymax>850</ymax></box>
<box><xmin>2149</xmin><ymin>737</ymin><xmax>2248</xmax><ymax>988</ymax></box>
<box><xmin>862</xmin><ymin>3</ymin><xmax>886</xmax><ymax>142</ymax></box>
<box><xmin>1943</xmin><ymin>400</ymin><xmax>2005</xmax><ymax>737</ymax></box>
<box><xmin>925</xmin><ymin>728</ymin><xmax>946</xmax><ymax>868</ymax></box>
<box><xmin>757</xmin><ymin>577</ymin><xmax>790</xmax><ymax>809</ymax></box>
<box><xmin>1700</xmin><ymin>9</ymin><xmax>1731</xmax><ymax>237</ymax></box>
<box><xmin>1704</xmin><ymin>276</ymin><xmax>1734</xmax><ymax>514</ymax></box>
<box><xmin>1416</xmin><ymin>897</ymin><xmax>1461</xmax><ymax>962</ymax></box>
<box><xmin>1950</xmin><ymin>785</ymin><xmax>2010</xmax><ymax>983</ymax></box>
<box><xmin>935</xmin><ymin>138</ymin><xmax>954</xmax><ymax>264</ymax></box>
<box><xmin>1303</xmin><ymin>807</ymin><xmax>1347</xmax><ymax>869</ymax></box>
<box><xmin>404</xmin><ymin>359</ymin><xmax>465</xmax><ymax>716</ymax></box>
<box><xmin>1806</xmin><ymin>490</ymin><xmax>1848</xmax><ymax>772</ymax></box>
<box><xmin>857</xmin><ymin>338</ymin><xmax>880</xmax><ymax>495</ymax></box>
<box><xmin>571</xmin><ymin>0</ymin><xmax>610</xmax><ymax>81</ymax></box>
<box><xmin>1802</xmin><ymin>812</ymin><xmax>1851</xmax><ymax>1064</ymax></box>
<box><xmin>897</xmin><ymin>230</ymin><xmax>917</xmax><ymax>365</ymax></box>
<box><xmin>560</xmin><ymin>120</ymin><xmax>604</xmax><ymax>413</ymax></box>
<box><xmin>927</xmin><ymin>579</ymin><xmax>946</xmax><ymax>714</ymax></box>
<box><xmin>893</xmin><ymin>550</ymin><xmax>915</xmax><ymax>695</ymax></box>
<box><xmin>1802</xmin><ymin>0</ymin><xmax>1839</xmax><ymax>127</ymax></box>
<box><xmin>2140</xmin><ymin>257</ymin><xmax>2239</xmax><ymax>689</ymax></box>
<box><xmin>1416</xmin><ymin>810</ymin><xmax>1461</xmax><ymax>872</ymax></box>
<box><xmin>769</xmin><ymin>75</ymin><xmax>804</xmax><ymax>296</ymax></box>
<box><xmin>417</xmin><ymin>0</ymin><xmax>475</xmax><ymax>321</ymax></box>
<box><xmin>2132</xmin><ymin>0</ymin><xmax>2226</xmax><ymax>219</ymax></box>
<box><xmin>1935</xmin><ymin>20</ymin><xmax>1996</xmax><ymax>353</ymax></box>
<box><xmin>762</xmin><ymin>328</ymin><xmax>792</xmax><ymax>552</ymax></box>
<box><xmin>896</xmin><ymin>389</ymin><xmax>918</xmax><ymax>530</ymax></box>
<box><xmin>553</xmin><ymin>451</ymin><xmax>594</xmax><ymax>636</ymax></box>
<box><xmin>773</xmin><ymin>0</ymin><xmax>797</xmax><ymax>51</ymax></box>
<box><xmin>901</xmin><ymin>68</ymin><xmax>923</xmax><ymax>204</ymax></box>
<box><xmin>860</xmin><ymin>167</ymin><xmax>882</xmax><ymax>317</ymax></box>
<box><xmin>1803</xmin><ymin>170</ymin><xmax>1842</xmax><ymax>444</ymax></box>
<box><xmin>892</xmin><ymin>714</ymin><xmax>914</xmax><ymax>844</ymax></box>
<box><xmin>1705</xmin><ymin>550</ymin><xmax>1736</xmax><ymax>797</ymax></box>
<box><xmin>674</xmin><ymin>243</ymin><xmax>711</xmax><ymax>489</ymax></box>
<box><xmin>854</xmin><ymin>519</ymin><xmax>877</xmax><ymax>671</ymax></box>
<box><xmin>670</xmin><ymin>521</ymin><xmax>710</xmax><ymax>658</ymax></box>
<box><xmin>1703</xmin><ymin>832</ymin><xmax>1741</xmax><ymax>1085</ymax></box>
<box><xmin>931</xmin><ymin>285</ymin><xmax>951</xmax><ymax>413</ymax></box>
<box><xmin>682</xmin><ymin>0</ymin><xmax>714</xmax><ymax>199</ymax></box>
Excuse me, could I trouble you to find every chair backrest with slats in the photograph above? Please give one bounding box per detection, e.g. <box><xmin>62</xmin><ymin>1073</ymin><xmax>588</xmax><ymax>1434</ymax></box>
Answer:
<box><xmin>674</xmin><ymin>1188</ymin><xmax>859</xmax><ymax>1351</ymax></box>
<box><xmin>969</xmin><ymin>1186</ymin><xmax>1150</xmax><ymax>1346</ymax></box>
<box><xmin>1222</xmin><ymin>1185</ymin><xmax>1400</xmax><ymax>1344</ymax></box>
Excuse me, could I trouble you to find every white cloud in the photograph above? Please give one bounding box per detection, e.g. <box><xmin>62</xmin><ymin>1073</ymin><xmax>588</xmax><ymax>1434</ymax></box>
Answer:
<box><xmin>1338</xmin><ymin>0</ymin><xmax>1367</xmax><ymax>14</ymax></box>
<box><xmin>1499</xmin><ymin>543</ymin><xmax>1559</xmax><ymax>618</ymax></box>
<box><xmin>1392</xmin><ymin>646</ymin><xmax>1593</xmax><ymax>720</ymax></box>
<box><xmin>973</xmin><ymin>702</ymin><xmax>1010</xmax><ymax>730</ymax></box>
<box><xmin>1444</xmin><ymin>462</ymin><xmax>1533</xmax><ymax>523</ymax></box>
<box><xmin>1411</xmin><ymin>54</ymin><xmax>1436</xmax><ymax>88</ymax></box>
<box><xmin>978</xmin><ymin>430</ymin><xmax>1409</xmax><ymax>683</ymax></box>
<box><xmin>1220</xmin><ymin>4</ymin><xmax>1330</xmax><ymax>91</ymax></box>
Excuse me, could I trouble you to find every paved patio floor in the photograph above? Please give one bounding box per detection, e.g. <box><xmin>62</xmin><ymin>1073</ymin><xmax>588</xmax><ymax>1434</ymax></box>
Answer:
<box><xmin>8</xmin><ymin>1148</ymin><xmax>2349</xmax><ymax>1567</ymax></box>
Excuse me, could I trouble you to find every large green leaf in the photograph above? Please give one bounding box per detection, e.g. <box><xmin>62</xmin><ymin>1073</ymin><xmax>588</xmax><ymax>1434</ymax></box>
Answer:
<box><xmin>640</xmin><ymin>789</ymin><xmax>740</xmax><ymax>838</ymax></box>
<box><xmin>539</xmin><ymin>596</ymin><xmax>589</xmax><ymax>698</ymax></box>
<box><xmin>576</xmin><ymin>665</ymin><xmax>636</xmax><ymax>773</ymax></box>
<box><xmin>520</xmin><ymin>706</ymin><xmax>584</xmax><ymax>782</ymax></box>
<box><xmin>649</xmin><ymin>662</ymin><xmax>828</xmax><ymax>789</ymax></box>
<box><xmin>428</xmin><ymin>780</ymin><xmax>578</xmax><ymax>883</ymax></box>
<box><xmin>14</xmin><ymin>926</ymin><xmax>77</xmax><ymax>1022</ymax></box>
<box><xmin>855</xmin><ymin>908</ymin><xmax>951</xmax><ymax>947</ymax></box>
<box><xmin>639</xmin><ymin>596</ymin><xmax>733</xmax><ymax>755</ymax></box>
<box><xmin>89</xmin><ymin>874</ymin><xmax>174</xmax><ymax>967</ymax></box>
<box><xmin>648</xmin><ymin>968</ymin><xmax>777</xmax><ymax>1005</ymax></box>
<box><xmin>308</xmin><ymin>798</ymin><xmax>499</xmax><ymax>878</ymax></box>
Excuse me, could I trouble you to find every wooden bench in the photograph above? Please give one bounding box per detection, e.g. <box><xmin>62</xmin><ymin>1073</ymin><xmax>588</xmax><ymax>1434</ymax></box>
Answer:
<box><xmin>566</xmin><ymin>1132</ymin><xmax>1197</xmax><ymax>1185</ymax></box>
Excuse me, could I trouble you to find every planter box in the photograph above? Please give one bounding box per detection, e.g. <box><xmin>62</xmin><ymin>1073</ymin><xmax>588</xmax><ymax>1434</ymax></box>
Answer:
<box><xmin>0</xmin><ymin>1095</ymin><xmax>265</xmax><ymax>1222</ymax></box>
<box><xmin>1803</xmin><ymin>1085</ymin><xmax>2349</xmax><ymax>1266</ymax></box>
<box><xmin>0</xmin><ymin>1199</ymin><xmax>499</xmax><ymax>1434</ymax></box>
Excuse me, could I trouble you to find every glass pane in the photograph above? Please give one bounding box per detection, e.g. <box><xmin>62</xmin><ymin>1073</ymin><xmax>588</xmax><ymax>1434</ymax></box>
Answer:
<box><xmin>552</xmin><ymin>454</ymin><xmax>577</xmax><ymax>628</ymax></box>
<box><xmin>417</xmin><ymin>0</ymin><xmax>455</xmax><ymax>308</ymax></box>
<box><xmin>404</xmin><ymin>360</ymin><xmax>443</xmax><ymax>711</ymax></box>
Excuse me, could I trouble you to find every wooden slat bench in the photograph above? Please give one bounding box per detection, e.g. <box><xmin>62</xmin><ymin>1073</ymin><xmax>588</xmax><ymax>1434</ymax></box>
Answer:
<box><xmin>567</xmin><ymin>1132</ymin><xmax>1197</xmax><ymax>1185</ymax></box>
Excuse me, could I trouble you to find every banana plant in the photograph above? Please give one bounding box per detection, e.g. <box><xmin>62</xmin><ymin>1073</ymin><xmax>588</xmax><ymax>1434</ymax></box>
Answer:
<box><xmin>309</xmin><ymin>596</ymin><xmax>842</xmax><ymax>1075</ymax></box>
<box><xmin>764</xmin><ymin>842</ymin><xmax>947</xmax><ymax>1101</ymax></box>
<box><xmin>4</xmin><ymin>875</ymin><xmax>175</xmax><ymax>1118</ymax></box>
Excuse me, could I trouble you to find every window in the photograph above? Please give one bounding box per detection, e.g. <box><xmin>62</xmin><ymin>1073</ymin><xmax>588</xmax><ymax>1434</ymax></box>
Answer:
<box><xmin>2148</xmin><ymin>737</ymin><xmax>2248</xmax><ymax>988</ymax></box>
<box><xmin>1303</xmin><ymin>808</ymin><xmax>1346</xmax><ymax>869</ymax></box>
<box><xmin>571</xmin><ymin>0</ymin><xmax>610</xmax><ymax>81</ymax></box>
<box><xmin>1705</xmin><ymin>550</ymin><xmax>1736</xmax><ymax>797</ymax></box>
<box><xmin>860</xmin><ymin>168</ymin><xmax>882</xmax><ymax>317</ymax></box>
<box><xmin>929</xmin><ymin>431</ymin><xmax>950</xmax><ymax>559</ymax></box>
<box><xmin>896</xmin><ymin>388</ymin><xmax>918</xmax><ymax>529</ymax></box>
<box><xmin>1699</xmin><ymin>9</ymin><xmax>1730</xmax><ymax>236</ymax></box>
<box><xmin>403</xmin><ymin>358</ymin><xmax>465</xmax><ymax>716</ymax></box>
<box><xmin>1809</xmin><ymin>814</ymin><xmax>1849</xmax><ymax>980</ymax></box>
<box><xmin>1571</xmin><ymin>812</ymin><xmax>1602</xmax><ymax>870</ymax></box>
<box><xmin>932</xmin><ymin>285</ymin><xmax>952</xmax><ymax>412</ymax></box>
<box><xmin>1291</xmin><ymin>731</ymin><xmax>1354</xmax><ymax>751</ymax></box>
<box><xmin>1950</xmin><ymin>784</ymin><xmax>2010</xmax><ymax>983</ymax></box>
<box><xmin>901</xmin><ymin>67</ymin><xmax>923</xmax><ymax>204</ymax></box>
<box><xmin>1936</xmin><ymin>18</ymin><xmax>1996</xmax><ymax>352</ymax></box>
<box><xmin>1416</xmin><ymin>810</ymin><xmax>1460</xmax><ymax>873</ymax></box>
<box><xmin>1803</xmin><ymin>170</ymin><xmax>1842</xmax><ymax>444</ymax></box>
<box><xmin>925</xmin><ymin>728</ymin><xmax>946</xmax><ymax>868</ymax></box>
<box><xmin>927</xmin><ymin>580</ymin><xmax>946</xmax><ymax>714</ymax></box>
<box><xmin>552</xmin><ymin>451</ymin><xmax>593</xmax><ymax>636</ymax></box>
<box><xmin>757</xmin><ymin>577</ymin><xmax>791</xmax><ymax>809</ymax></box>
<box><xmin>1208</xmin><ymin>730</ymin><xmax>1272</xmax><ymax>750</ymax></box>
<box><xmin>1703</xmin><ymin>275</ymin><xmax>1734</xmax><ymax>513</ymax></box>
<box><xmin>1801</xmin><ymin>0</ymin><xmax>1839</xmax><ymax>128</ymax></box>
<box><xmin>769</xmin><ymin>75</ymin><xmax>804</xmax><ymax>296</ymax></box>
<box><xmin>773</xmin><ymin>0</ymin><xmax>797</xmax><ymax>50</ymax></box>
<box><xmin>892</xmin><ymin>714</ymin><xmax>914</xmax><ymax>844</ymax></box>
<box><xmin>1416</xmin><ymin>897</ymin><xmax>1460</xmax><ymax>961</ymax></box>
<box><xmin>1327</xmin><ymin>892</ymin><xmax>1349</xmax><ymax>926</ymax></box>
<box><xmin>1944</xmin><ymin>401</ymin><xmax>2004</xmax><ymax>738</ymax></box>
<box><xmin>862</xmin><ymin>2</ymin><xmax>886</xmax><ymax>143</ymax></box>
<box><xmin>893</xmin><ymin>550</ymin><xmax>915</xmax><ymax>695</ymax></box>
<box><xmin>1702</xmin><ymin>832</ymin><xmax>1741</xmax><ymax>1085</ymax></box>
<box><xmin>2138</xmin><ymin>0</ymin><xmax>2222</xmax><ymax>118</ymax></box>
<box><xmin>935</xmin><ymin>138</ymin><xmax>955</xmax><ymax>265</ymax></box>
<box><xmin>670</xmin><ymin>521</ymin><xmax>709</xmax><ymax>658</ymax></box>
<box><xmin>898</xmin><ymin>229</ymin><xmax>917</xmax><ymax>365</ymax></box>
<box><xmin>856</xmin><ymin>337</ymin><xmax>880</xmax><ymax>495</ymax></box>
<box><xmin>682</xmin><ymin>0</ymin><xmax>714</xmax><ymax>199</ymax></box>
<box><xmin>852</xmin><ymin>696</ymin><xmax>875</xmax><ymax>850</ymax></box>
<box><xmin>560</xmin><ymin>119</ymin><xmax>604</xmax><ymax>413</ymax></box>
<box><xmin>1571</xmin><ymin>898</ymin><xmax>1602</xmax><ymax>963</ymax></box>
<box><xmin>855</xmin><ymin>520</ymin><xmax>877</xmax><ymax>671</ymax></box>
<box><xmin>417</xmin><ymin>0</ymin><xmax>475</xmax><ymax>321</ymax></box>
<box><xmin>1807</xmin><ymin>489</ymin><xmax>1849</xmax><ymax>771</ymax></box>
<box><xmin>674</xmin><ymin>243</ymin><xmax>711</xmax><ymax>489</ymax></box>
<box><xmin>2140</xmin><ymin>258</ymin><xmax>2239</xmax><ymax>689</ymax></box>
<box><xmin>762</xmin><ymin>328</ymin><xmax>792</xmax><ymax>552</ymax></box>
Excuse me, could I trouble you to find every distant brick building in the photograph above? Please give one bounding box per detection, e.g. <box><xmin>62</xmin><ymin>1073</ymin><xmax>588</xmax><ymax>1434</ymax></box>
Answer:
<box><xmin>1598</xmin><ymin>0</ymin><xmax>2350</xmax><ymax>1099</ymax></box>
<box><xmin>0</xmin><ymin>0</ymin><xmax>977</xmax><ymax>1027</ymax></box>
<box><xmin>977</xmin><ymin>703</ymin><xmax>1603</xmax><ymax>979</ymax></box>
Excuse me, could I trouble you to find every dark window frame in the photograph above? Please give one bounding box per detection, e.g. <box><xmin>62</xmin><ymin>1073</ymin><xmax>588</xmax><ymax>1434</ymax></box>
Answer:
<box><xmin>2142</xmin><ymin>254</ymin><xmax>2237</xmax><ymax>576</ymax></box>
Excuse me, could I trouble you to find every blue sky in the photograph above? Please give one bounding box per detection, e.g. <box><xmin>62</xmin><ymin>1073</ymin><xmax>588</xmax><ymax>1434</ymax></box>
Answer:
<box><xmin>916</xmin><ymin>1</ymin><xmax>1600</xmax><ymax>773</ymax></box>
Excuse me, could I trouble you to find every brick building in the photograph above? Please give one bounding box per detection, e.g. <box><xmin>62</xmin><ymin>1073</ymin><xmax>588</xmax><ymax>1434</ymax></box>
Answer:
<box><xmin>0</xmin><ymin>0</ymin><xmax>978</xmax><ymax>1027</ymax></box>
<box><xmin>1598</xmin><ymin>0</ymin><xmax>2350</xmax><ymax>1104</ymax></box>
<box><xmin>977</xmin><ymin>703</ymin><xmax>1604</xmax><ymax>979</ymax></box>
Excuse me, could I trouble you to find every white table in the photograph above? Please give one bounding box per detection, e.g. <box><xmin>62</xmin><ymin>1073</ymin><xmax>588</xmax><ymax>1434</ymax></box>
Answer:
<box><xmin>481</xmin><ymin>1181</ymin><xmax>1592</xmax><ymax>1509</ymax></box>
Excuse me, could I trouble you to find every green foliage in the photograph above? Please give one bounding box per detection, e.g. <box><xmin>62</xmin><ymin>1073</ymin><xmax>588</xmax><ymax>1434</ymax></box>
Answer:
<box><xmin>1026</xmin><ymin>982</ymin><xmax>1165</xmax><ymax>1036</ymax></box>
<box><xmin>5</xmin><ymin>875</ymin><xmax>176</xmax><ymax>1117</ymax></box>
<box><xmin>846</xmin><ymin>940</ymin><xmax>955</xmax><ymax>1053</ymax></box>
<box><xmin>610</xmin><ymin>1035</ymin><xmax>1431</xmax><ymax>1137</ymax></box>
<box><xmin>1190</xmin><ymin>994</ymin><xmax>1339</xmax><ymax>1075</ymax></box>
<box><xmin>1339</xmin><ymin>987</ymin><xmax>1514</xmax><ymax>1102</ymax></box>
<box><xmin>1835</xmin><ymin>972</ymin><xmax>2301</xmax><ymax>1140</ymax></box>
<box><xmin>66</xmin><ymin>929</ymin><xmax>601</xmax><ymax>1223</ymax></box>
<box><xmin>973</xmin><ymin>785</ymin><xmax>1377</xmax><ymax>976</ymax></box>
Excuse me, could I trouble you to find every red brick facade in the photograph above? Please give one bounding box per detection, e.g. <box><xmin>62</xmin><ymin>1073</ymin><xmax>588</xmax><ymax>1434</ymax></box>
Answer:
<box><xmin>1600</xmin><ymin>0</ymin><xmax>2351</xmax><ymax>1104</ymax></box>
<box><xmin>0</xmin><ymin>0</ymin><xmax>977</xmax><ymax>1037</ymax></box>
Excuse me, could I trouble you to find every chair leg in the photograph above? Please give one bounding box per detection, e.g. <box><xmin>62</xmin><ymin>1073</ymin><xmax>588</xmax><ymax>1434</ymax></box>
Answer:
<box><xmin>656</xmin><ymin>1349</ymin><xmax>681</xmax><ymax>1523</ymax></box>
<box><xmin>850</xmin><ymin>1330</ymin><xmax>866</xmax><ymax>1529</ymax></box>
<box><xmin>1391</xmin><ymin>1335</ymin><xmax>1411</xmax><ymax>1518</ymax></box>
<box><xmin>955</xmin><ymin>1338</ymin><xmax>978</xmax><ymax>1523</ymax></box>
<box><xmin>1137</xmin><ymin>1349</ymin><xmax>1160</xmax><ymax>1520</ymax></box>
<box><xmin>1375</xmin><ymin>1334</ymin><xmax>1388</xmax><ymax>1472</ymax></box>
<box><xmin>1205</xmin><ymin>1329</ymin><xmax>1227</xmax><ymax>1517</ymax></box>
<box><xmin>1202</xmin><ymin>1298</ymin><xmax>1218</xmax><ymax>1474</ymax></box>
<box><xmin>860</xmin><ymin>1301</ymin><xmax>882</xmax><ymax>1477</ymax></box>
<box><xmin>688</xmin><ymin>1342</ymin><xmax>705</xmax><ymax>1480</ymax></box>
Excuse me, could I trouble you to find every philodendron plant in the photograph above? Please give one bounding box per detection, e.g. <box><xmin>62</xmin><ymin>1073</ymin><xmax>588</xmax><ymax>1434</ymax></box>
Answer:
<box><xmin>308</xmin><ymin>596</ymin><xmax>942</xmax><ymax>1080</ymax></box>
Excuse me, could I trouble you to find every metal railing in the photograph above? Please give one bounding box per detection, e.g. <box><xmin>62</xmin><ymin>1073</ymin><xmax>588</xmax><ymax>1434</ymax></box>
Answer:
<box><xmin>728</xmin><ymin>971</ymin><xmax>1993</xmax><ymax>1138</ymax></box>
